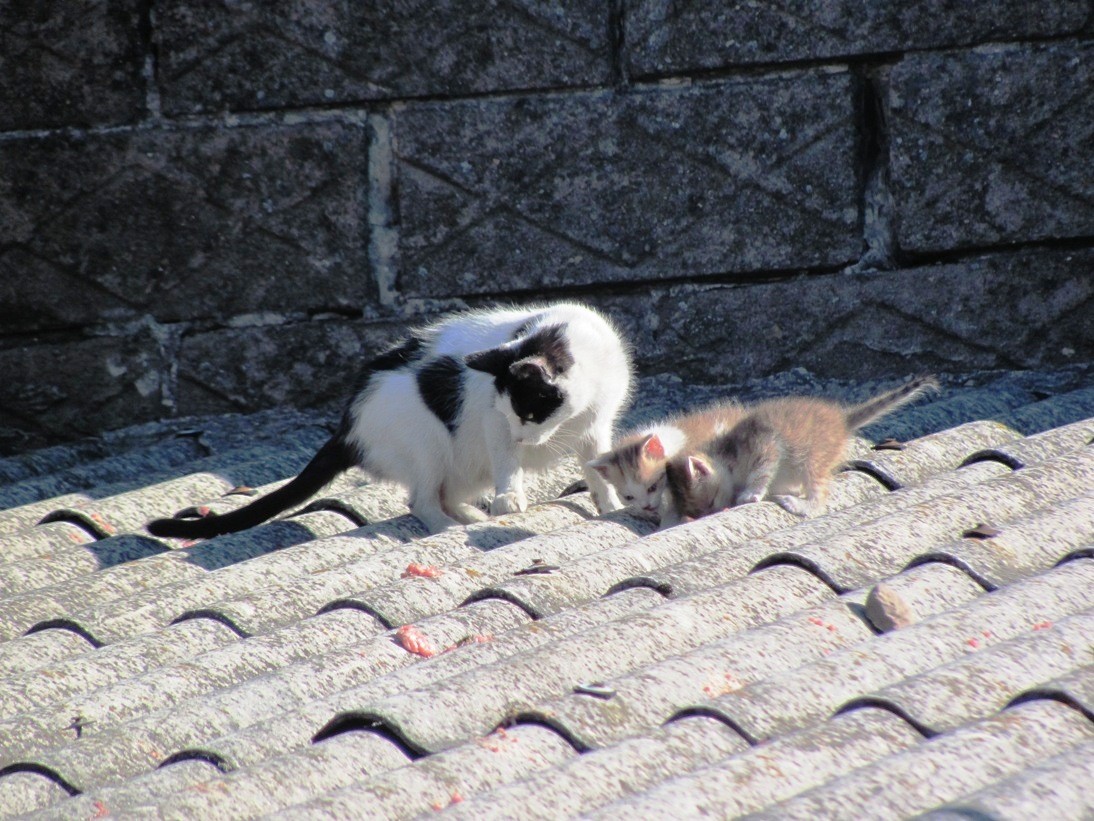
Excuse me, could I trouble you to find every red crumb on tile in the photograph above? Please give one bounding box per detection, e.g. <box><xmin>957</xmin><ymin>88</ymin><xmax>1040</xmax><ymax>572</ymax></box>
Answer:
<box><xmin>431</xmin><ymin>791</ymin><xmax>464</xmax><ymax>811</ymax></box>
<box><xmin>826</xmin><ymin>623</ymin><xmax>837</xmax><ymax>632</ymax></box>
<box><xmin>967</xmin><ymin>637</ymin><xmax>980</xmax><ymax>649</ymax></box>
<box><xmin>90</xmin><ymin>800</ymin><xmax>110</xmax><ymax>818</ymax></box>
<box><xmin>1032</xmin><ymin>620</ymin><xmax>1054</xmax><ymax>631</ymax></box>
<box><xmin>395</xmin><ymin>624</ymin><xmax>436</xmax><ymax>658</ymax></box>
<box><xmin>181</xmin><ymin>539</ymin><xmax>199</xmax><ymax>548</ymax></box>
<box><xmin>198</xmin><ymin>506</ymin><xmax>212</xmax><ymax>517</ymax></box>
<box><xmin>808</xmin><ymin>616</ymin><xmax>824</xmax><ymax>626</ymax></box>
<box><xmin>68</xmin><ymin>530</ymin><xmax>85</xmax><ymax>544</ymax></box>
<box><xmin>702</xmin><ymin>671</ymin><xmax>741</xmax><ymax>698</ymax></box>
<box><xmin>402</xmin><ymin>562</ymin><xmax>444</xmax><ymax>579</ymax></box>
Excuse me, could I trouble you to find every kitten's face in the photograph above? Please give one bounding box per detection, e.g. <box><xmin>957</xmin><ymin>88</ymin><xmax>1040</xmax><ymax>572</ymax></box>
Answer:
<box><xmin>588</xmin><ymin>434</ymin><xmax>668</xmax><ymax>519</ymax></box>
<box><xmin>666</xmin><ymin>454</ymin><xmax>720</xmax><ymax>519</ymax></box>
<box><xmin>617</xmin><ymin>465</ymin><xmax>667</xmax><ymax>519</ymax></box>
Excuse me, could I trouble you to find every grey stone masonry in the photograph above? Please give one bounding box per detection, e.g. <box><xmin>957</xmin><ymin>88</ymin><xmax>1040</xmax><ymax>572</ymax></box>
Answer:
<box><xmin>624</xmin><ymin>1</ymin><xmax>1089</xmax><ymax>77</ymax></box>
<box><xmin>156</xmin><ymin>1</ymin><xmax>612</xmax><ymax>115</ymax></box>
<box><xmin>0</xmin><ymin>3</ymin><xmax>1091</xmax><ymax>451</ymax></box>
<box><xmin>0</xmin><ymin>0</ymin><xmax>147</xmax><ymax>130</ymax></box>
<box><xmin>0</xmin><ymin>122</ymin><xmax>370</xmax><ymax>332</ymax></box>
<box><xmin>393</xmin><ymin>72</ymin><xmax>860</xmax><ymax>296</ymax></box>
<box><xmin>889</xmin><ymin>41</ymin><xmax>1093</xmax><ymax>253</ymax></box>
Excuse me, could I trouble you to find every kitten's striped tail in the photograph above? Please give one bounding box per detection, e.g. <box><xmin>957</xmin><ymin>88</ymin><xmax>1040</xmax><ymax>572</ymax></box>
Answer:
<box><xmin>844</xmin><ymin>375</ymin><xmax>939</xmax><ymax>431</ymax></box>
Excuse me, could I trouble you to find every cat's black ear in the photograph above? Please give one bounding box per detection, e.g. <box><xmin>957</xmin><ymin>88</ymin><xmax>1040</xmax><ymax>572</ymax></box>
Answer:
<box><xmin>465</xmin><ymin>347</ymin><xmax>512</xmax><ymax>378</ymax></box>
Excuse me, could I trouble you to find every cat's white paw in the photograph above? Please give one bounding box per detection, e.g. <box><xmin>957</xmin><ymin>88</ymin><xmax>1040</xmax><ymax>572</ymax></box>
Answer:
<box><xmin>735</xmin><ymin>491</ymin><xmax>764</xmax><ymax>506</ymax></box>
<box><xmin>772</xmin><ymin>494</ymin><xmax>811</xmax><ymax>516</ymax></box>
<box><xmin>490</xmin><ymin>491</ymin><xmax>528</xmax><ymax>515</ymax></box>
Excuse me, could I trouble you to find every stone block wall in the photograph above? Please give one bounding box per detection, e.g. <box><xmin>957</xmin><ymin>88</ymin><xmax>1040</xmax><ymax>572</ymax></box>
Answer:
<box><xmin>1</xmin><ymin>2</ymin><xmax>1091</xmax><ymax>452</ymax></box>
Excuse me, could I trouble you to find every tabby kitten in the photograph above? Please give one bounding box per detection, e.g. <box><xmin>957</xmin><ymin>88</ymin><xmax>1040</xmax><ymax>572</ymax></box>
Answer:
<box><xmin>661</xmin><ymin>376</ymin><xmax>938</xmax><ymax>528</ymax></box>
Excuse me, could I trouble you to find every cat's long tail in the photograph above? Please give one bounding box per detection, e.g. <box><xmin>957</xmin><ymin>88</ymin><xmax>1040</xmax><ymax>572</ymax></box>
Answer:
<box><xmin>844</xmin><ymin>375</ymin><xmax>939</xmax><ymax>431</ymax></box>
<box><xmin>146</xmin><ymin>434</ymin><xmax>358</xmax><ymax>540</ymax></box>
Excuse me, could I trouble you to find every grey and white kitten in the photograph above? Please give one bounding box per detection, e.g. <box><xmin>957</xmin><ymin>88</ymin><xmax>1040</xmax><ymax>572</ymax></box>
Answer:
<box><xmin>661</xmin><ymin>376</ymin><xmax>938</xmax><ymax>527</ymax></box>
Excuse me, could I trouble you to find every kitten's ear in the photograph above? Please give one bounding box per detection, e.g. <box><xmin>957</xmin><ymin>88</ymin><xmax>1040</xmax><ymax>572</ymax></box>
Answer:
<box><xmin>685</xmin><ymin>455</ymin><xmax>713</xmax><ymax>482</ymax></box>
<box><xmin>585</xmin><ymin>456</ymin><xmax>612</xmax><ymax>479</ymax></box>
<box><xmin>465</xmin><ymin>347</ymin><xmax>512</xmax><ymax>378</ymax></box>
<box><xmin>510</xmin><ymin>355</ymin><xmax>552</xmax><ymax>383</ymax></box>
<box><xmin>641</xmin><ymin>433</ymin><xmax>665</xmax><ymax>461</ymax></box>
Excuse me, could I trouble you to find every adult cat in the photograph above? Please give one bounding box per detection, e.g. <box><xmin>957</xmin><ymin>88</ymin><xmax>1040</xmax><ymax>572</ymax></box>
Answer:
<box><xmin>147</xmin><ymin>303</ymin><xmax>633</xmax><ymax>537</ymax></box>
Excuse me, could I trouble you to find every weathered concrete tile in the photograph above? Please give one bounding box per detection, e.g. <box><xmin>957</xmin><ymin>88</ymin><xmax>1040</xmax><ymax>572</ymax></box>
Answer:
<box><xmin>624</xmin><ymin>0</ymin><xmax>1089</xmax><ymax>77</ymax></box>
<box><xmin>0</xmin><ymin>333</ymin><xmax>167</xmax><ymax>449</ymax></box>
<box><xmin>176</xmin><ymin>319</ymin><xmax>402</xmax><ymax>417</ymax></box>
<box><xmin>393</xmin><ymin>73</ymin><xmax>860</xmax><ymax>296</ymax></box>
<box><xmin>0</xmin><ymin>122</ymin><xmax>370</xmax><ymax>331</ymax></box>
<box><xmin>156</xmin><ymin>0</ymin><xmax>611</xmax><ymax>115</ymax></box>
<box><xmin>0</xmin><ymin>0</ymin><xmax>145</xmax><ymax>130</ymax></box>
<box><xmin>595</xmin><ymin>248</ymin><xmax>1093</xmax><ymax>384</ymax></box>
<box><xmin>890</xmin><ymin>41</ymin><xmax>1094</xmax><ymax>252</ymax></box>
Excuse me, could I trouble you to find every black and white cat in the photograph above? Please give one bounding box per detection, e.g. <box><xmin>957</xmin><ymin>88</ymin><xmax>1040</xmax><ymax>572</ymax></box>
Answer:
<box><xmin>147</xmin><ymin>303</ymin><xmax>633</xmax><ymax>537</ymax></box>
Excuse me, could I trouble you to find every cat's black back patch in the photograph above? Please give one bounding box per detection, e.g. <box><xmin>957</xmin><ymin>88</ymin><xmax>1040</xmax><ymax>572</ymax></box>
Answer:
<box><xmin>351</xmin><ymin>334</ymin><xmax>426</xmax><ymax>398</ymax></box>
<box><xmin>417</xmin><ymin>356</ymin><xmax>465</xmax><ymax>434</ymax></box>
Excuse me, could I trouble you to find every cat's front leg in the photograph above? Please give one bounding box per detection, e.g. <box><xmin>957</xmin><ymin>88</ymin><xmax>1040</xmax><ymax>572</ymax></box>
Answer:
<box><xmin>580</xmin><ymin>421</ymin><xmax>623</xmax><ymax>514</ymax></box>
<box><xmin>484</xmin><ymin>414</ymin><xmax>528</xmax><ymax>515</ymax></box>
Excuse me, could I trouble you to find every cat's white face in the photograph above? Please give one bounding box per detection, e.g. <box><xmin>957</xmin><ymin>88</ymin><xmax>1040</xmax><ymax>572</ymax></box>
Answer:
<box><xmin>496</xmin><ymin>390</ymin><xmax>567</xmax><ymax>446</ymax></box>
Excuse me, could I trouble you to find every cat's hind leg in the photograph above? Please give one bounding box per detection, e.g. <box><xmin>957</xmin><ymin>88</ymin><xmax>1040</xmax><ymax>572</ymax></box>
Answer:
<box><xmin>772</xmin><ymin>472</ymin><xmax>830</xmax><ymax>518</ymax></box>
<box><xmin>409</xmin><ymin>484</ymin><xmax>462</xmax><ymax>533</ymax></box>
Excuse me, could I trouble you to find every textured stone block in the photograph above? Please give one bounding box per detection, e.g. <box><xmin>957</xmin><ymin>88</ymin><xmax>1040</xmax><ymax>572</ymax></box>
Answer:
<box><xmin>596</xmin><ymin>249</ymin><xmax>1093</xmax><ymax>383</ymax></box>
<box><xmin>0</xmin><ymin>122</ymin><xmax>370</xmax><ymax>331</ymax></box>
<box><xmin>0</xmin><ymin>0</ymin><xmax>145</xmax><ymax>130</ymax></box>
<box><xmin>624</xmin><ymin>0</ymin><xmax>1089</xmax><ymax>77</ymax></box>
<box><xmin>393</xmin><ymin>73</ymin><xmax>860</xmax><ymax>297</ymax></box>
<box><xmin>0</xmin><ymin>333</ymin><xmax>166</xmax><ymax>451</ymax></box>
<box><xmin>176</xmin><ymin>318</ymin><xmax>406</xmax><ymax>417</ymax></box>
<box><xmin>157</xmin><ymin>0</ymin><xmax>610</xmax><ymax>115</ymax></box>
<box><xmin>890</xmin><ymin>42</ymin><xmax>1093</xmax><ymax>253</ymax></box>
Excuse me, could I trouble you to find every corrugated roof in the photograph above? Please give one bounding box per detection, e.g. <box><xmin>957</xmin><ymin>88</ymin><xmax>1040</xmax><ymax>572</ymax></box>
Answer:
<box><xmin>0</xmin><ymin>369</ymin><xmax>1091</xmax><ymax>819</ymax></box>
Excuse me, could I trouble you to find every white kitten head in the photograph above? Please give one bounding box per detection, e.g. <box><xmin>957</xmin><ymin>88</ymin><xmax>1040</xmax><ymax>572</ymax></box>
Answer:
<box><xmin>587</xmin><ymin>432</ymin><xmax>668</xmax><ymax>519</ymax></box>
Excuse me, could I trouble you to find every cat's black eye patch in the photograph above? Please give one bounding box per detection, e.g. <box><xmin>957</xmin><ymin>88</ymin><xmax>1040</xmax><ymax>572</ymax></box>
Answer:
<box><xmin>417</xmin><ymin>356</ymin><xmax>464</xmax><ymax>434</ymax></box>
<box><xmin>647</xmin><ymin>484</ymin><xmax>658</xmax><ymax>493</ymax></box>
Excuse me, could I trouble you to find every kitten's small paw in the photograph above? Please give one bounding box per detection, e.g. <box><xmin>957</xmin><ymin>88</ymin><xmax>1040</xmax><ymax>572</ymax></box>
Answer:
<box><xmin>735</xmin><ymin>492</ymin><xmax>764</xmax><ymax>506</ymax></box>
<box><xmin>772</xmin><ymin>495</ymin><xmax>811</xmax><ymax>516</ymax></box>
<box><xmin>490</xmin><ymin>491</ymin><xmax>527</xmax><ymax>515</ymax></box>
<box><xmin>591</xmin><ymin>489</ymin><xmax>623</xmax><ymax>515</ymax></box>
